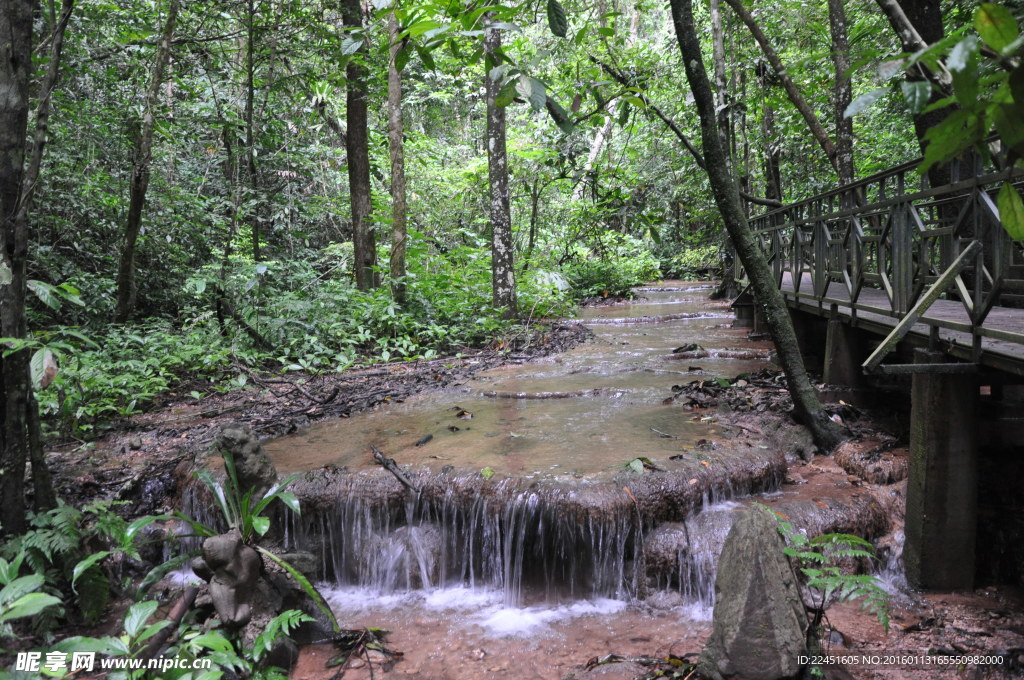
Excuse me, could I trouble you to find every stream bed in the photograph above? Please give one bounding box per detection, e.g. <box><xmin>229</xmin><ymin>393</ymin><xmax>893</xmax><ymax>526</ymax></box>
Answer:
<box><xmin>250</xmin><ymin>282</ymin><xmax>900</xmax><ymax>679</ymax></box>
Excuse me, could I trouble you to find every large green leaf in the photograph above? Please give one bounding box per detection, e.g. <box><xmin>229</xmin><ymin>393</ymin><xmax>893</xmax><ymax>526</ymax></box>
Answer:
<box><xmin>844</xmin><ymin>87</ymin><xmax>887</xmax><ymax>118</ymax></box>
<box><xmin>975</xmin><ymin>3</ymin><xmax>1019</xmax><ymax>52</ymax></box>
<box><xmin>124</xmin><ymin>600</ymin><xmax>159</xmax><ymax>639</ymax></box>
<box><xmin>998</xmin><ymin>182</ymin><xmax>1024</xmax><ymax>240</ymax></box>
<box><xmin>1</xmin><ymin>592</ymin><xmax>62</xmax><ymax>622</ymax></box>
<box><xmin>71</xmin><ymin>551</ymin><xmax>110</xmax><ymax>590</ymax></box>
<box><xmin>257</xmin><ymin>547</ymin><xmax>340</xmax><ymax>633</ymax></box>
<box><xmin>901</xmin><ymin>81</ymin><xmax>932</xmax><ymax>114</ymax></box>
<box><xmin>546</xmin><ymin>0</ymin><xmax>568</xmax><ymax>37</ymax></box>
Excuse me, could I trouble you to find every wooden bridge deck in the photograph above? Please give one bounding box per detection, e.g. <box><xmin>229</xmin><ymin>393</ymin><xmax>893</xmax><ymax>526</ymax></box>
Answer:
<box><xmin>779</xmin><ymin>272</ymin><xmax>1024</xmax><ymax>377</ymax></box>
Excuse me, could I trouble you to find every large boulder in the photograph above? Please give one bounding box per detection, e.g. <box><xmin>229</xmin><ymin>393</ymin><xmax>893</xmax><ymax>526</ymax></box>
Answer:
<box><xmin>698</xmin><ymin>504</ymin><xmax>808</xmax><ymax>680</ymax></box>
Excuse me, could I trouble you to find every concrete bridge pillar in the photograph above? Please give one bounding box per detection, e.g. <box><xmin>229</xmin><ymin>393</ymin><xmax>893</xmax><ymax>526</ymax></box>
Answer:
<box><xmin>905</xmin><ymin>349</ymin><xmax>978</xmax><ymax>590</ymax></box>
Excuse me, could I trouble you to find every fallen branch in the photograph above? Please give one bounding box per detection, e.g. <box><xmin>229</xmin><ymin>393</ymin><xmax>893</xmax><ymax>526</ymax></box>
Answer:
<box><xmin>140</xmin><ymin>585</ymin><xmax>199</xmax><ymax>663</ymax></box>
<box><xmin>481</xmin><ymin>389</ymin><xmax>601</xmax><ymax>399</ymax></box>
<box><xmin>371</xmin><ymin>445</ymin><xmax>419</xmax><ymax>494</ymax></box>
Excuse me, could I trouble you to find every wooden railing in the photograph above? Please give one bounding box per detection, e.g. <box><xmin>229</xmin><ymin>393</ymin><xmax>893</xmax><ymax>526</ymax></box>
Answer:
<box><xmin>741</xmin><ymin>153</ymin><xmax>1024</xmax><ymax>361</ymax></box>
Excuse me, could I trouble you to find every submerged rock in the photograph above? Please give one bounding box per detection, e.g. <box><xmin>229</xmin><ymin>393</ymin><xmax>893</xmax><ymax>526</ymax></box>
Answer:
<box><xmin>698</xmin><ymin>504</ymin><xmax>807</xmax><ymax>680</ymax></box>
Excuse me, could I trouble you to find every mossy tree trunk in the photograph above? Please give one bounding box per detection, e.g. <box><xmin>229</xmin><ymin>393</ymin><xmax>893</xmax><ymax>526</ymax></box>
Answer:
<box><xmin>670</xmin><ymin>0</ymin><xmax>846</xmax><ymax>452</ymax></box>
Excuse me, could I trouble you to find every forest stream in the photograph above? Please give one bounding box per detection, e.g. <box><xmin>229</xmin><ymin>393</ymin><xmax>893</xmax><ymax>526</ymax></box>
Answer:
<box><xmin>164</xmin><ymin>282</ymin><xmax>1018</xmax><ymax>680</ymax></box>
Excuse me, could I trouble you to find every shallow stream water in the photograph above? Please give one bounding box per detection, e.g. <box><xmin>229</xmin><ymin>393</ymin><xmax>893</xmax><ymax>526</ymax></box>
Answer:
<box><xmin>259</xmin><ymin>283</ymin><xmax>802</xmax><ymax>678</ymax></box>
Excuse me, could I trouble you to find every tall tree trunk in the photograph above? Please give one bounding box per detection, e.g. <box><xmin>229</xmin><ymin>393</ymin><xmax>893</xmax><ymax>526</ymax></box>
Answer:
<box><xmin>244</xmin><ymin>0</ymin><xmax>261</xmax><ymax>261</ymax></box>
<box><xmin>0</xmin><ymin>0</ymin><xmax>37</xmax><ymax>536</ymax></box>
<box><xmin>722</xmin><ymin>0</ymin><xmax>840</xmax><ymax>175</ymax></box>
<box><xmin>669</xmin><ymin>0</ymin><xmax>845</xmax><ymax>451</ymax></box>
<box><xmin>760</xmin><ymin>90</ymin><xmax>784</xmax><ymax>201</ymax></box>
<box><xmin>709</xmin><ymin>0</ymin><xmax>730</xmax><ymax>148</ymax></box>
<box><xmin>484</xmin><ymin>17</ymin><xmax>517</xmax><ymax>317</ymax></box>
<box><xmin>113</xmin><ymin>0</ymin><xmax>180</xmax><ymax>322</ymax></box>
<box><xmin>875</xmin><ymin>0</ymin><xmax>951</xmax><ymax>187</ymax></box>
<box><xmin>16</xmin><ymin>0</ymin><xmax>74</xmax><ymax>513</ymax></box>
<box><xmin>387</xmin><ymin>12</ymin><xmax>407</xmax><ymax>304</ymax></box>
<box><xmin>342</xmin><ymin>0</ymin><xmax>377</xmax><ymax>291</ymax></box>
<box><xmin>710</xmin><ymin>0</ymin><xmax>740</xmax><ymax>299</ymax></box>
<box><xmin>828</xmin><ymin>0</ymin><xmax>855</xmax><ymax>186</ymax></box>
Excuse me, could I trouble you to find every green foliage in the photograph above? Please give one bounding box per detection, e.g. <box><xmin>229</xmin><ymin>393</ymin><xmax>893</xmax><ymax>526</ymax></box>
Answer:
<box><xmin>847</xmin><ymin>2</ymin><xmax>1024</xmax><ymax>239</ymax></box>
<box><xmin>0</xmin><ymin>555</ymin><xmax>62</xmax><ymax>641</ymax></box>
<box><xmin>563</xmin><ymin>231</ymin><xmax>660</xmax><ymax>300</ymax></box>
<box><xmin>0</xmin><ymin>501</ymin><xmax>172</xmax><ymax>630</ymax></box>
<box><xmin>175</xmin><ymin>449</ymin><xmax>341</xmax><ymax>634</ymax></box>
<box><xmin>660</xmin><ymin>244</ymin><xmax>721</xmax><ymax>279</ymax></box>
<box><xmin>775</xmin><ymin>515</ymin><xmax>890</xmax><ymax>636</ymax></box>
<box><xmin>176</xmin><ymin>450</ymin><xmax>300</xmax><ymax>544</ymax></box>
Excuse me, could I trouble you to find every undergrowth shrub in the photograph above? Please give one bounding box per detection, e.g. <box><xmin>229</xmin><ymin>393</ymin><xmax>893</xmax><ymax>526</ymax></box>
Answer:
<box><xmin>563</xmin><ymin>231</ymin><xmax>660</xmax><ymax>300</ymax></box>
<box><xmin>29</xmin><ymin>233</ymin><xmax>573</xmax><ymax>436</ymax></box>
<box><xmin>660</xmin><ymin>243</ymin><xmax>721</xmax><ymax>279</ymax></box>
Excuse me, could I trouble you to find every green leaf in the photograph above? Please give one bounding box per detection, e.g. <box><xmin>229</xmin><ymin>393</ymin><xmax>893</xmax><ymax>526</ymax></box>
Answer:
<box><xmin>495</xmin><ymin>80</ymin><xmax>517</xmax><ymax>107</ymax></box>
<box><xmin>545</xmin><ymin>95</ymin><xmax>574</xmax><ymax>133</ymax></box>
<box><xmin>480</xmin><ymin>466</ymin><xmax>495</xmax><ymax>479</ymax></box>
<box><xmin>340</xmin><ymin>36</ymin><xmax>364</xmax><ymax>55</ymax></box>
<box><xmin>617</xmin><ymin>101</ymin><xmax>630</xmax><ymax>126</ymax></box>
<box><xmin>998</xmin><ymin>182</ymin><xmax>1024</xmax><ymax>240</ymax></box>
<box><xmin>257</xmin><ymin>547</ymin><xmax>340</xmax><ymax>633</ymax></box>
<box><xmin>596</xmin><ymin>26</ymin><xmax>614</xmax><ymax>37</ymax></box>
<box><xmin>27</xmin><ymin>280</ymin><xmax>60</xmax><ymax>310</ymax></box>
<box><xmin>252</xmin><ymin>516</ymin><xmax>271</xmax><ymax>536</ymax></box>
<box><xmin>414</xmin><ymin>43</ymin><xmax>436</xmax><ymax>71</ymax></box>
<box><xmin>947</xmin><ymin>35</ymin><xmax>979</xmax><ymax>72</ymax></box>
<box><xmin>395</xmin><ymin>45</ymin><xmax>409</xmax><ymax>72</ymax></box>
<box><xmin>71</xmin><ymin>551</ymin><xmax>110</xmax><ymax>590</ymax></box>
<box><xmin>627</xmin><ymin>458</ymin><xmax>644</xmax><ymax>473</ymax></box>
<box><xmin>901</xmin><ymin>80</ymin><xmax>932</xmax><ymax>114</ymax></box>
<box><xmin>546</xmin><ymin>0</ymin><xmax>568</xmax><ymax>37</ymax></box>
<box><xmin>515</xmin><ymin>76</ymin><xmax>546</xmax><ymax>111</ymax></box>
<box><xmin>992</xmin><ymin>101</ymin><xmax>1024</xmax><ymax>156</ymax></box>
<box><xmin>844</xmin><ymin>87</ymin><xmax>887</xmax><ymax>117</ymax></box>
<box><xmin>124</xmin><ymin>600</ymin><xmax>159</xmax><ymax>638</ymax></box>
<box><xmin>0</xmin><ymin>574</ymin><xmax>44</xmax><ymax>607</ymax></box>
<box><xmin>1</xmin><ymin>592</ymin><xmax>62</xmax><ymax>622</ymax></box>
<box><xmin>975</xmin><ymin>3</ymin><xmax>1019</xmax><ymax>52</ymax></box>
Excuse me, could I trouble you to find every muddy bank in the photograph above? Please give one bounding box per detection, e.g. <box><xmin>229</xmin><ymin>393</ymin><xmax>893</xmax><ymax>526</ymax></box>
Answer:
<box><xmin>43</xmin><ymin>321</ymin><xmax>591</xmax><ymax>514</ymax></box>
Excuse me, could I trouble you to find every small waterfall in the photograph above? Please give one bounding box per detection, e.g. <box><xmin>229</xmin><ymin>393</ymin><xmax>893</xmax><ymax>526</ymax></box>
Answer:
<box><xmin>282</xmin><ymin>478</ymin><xmax>644</xmax><ymax>606</ymax></box>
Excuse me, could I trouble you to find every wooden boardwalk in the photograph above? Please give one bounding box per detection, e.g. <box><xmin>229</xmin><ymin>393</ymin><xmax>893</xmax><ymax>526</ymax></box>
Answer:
<box><xmin>779</xmin><ymin>272</ymin><xmax>1024</xmax><ymax>377</ymax></box>
<box><xmin>740</xmin><ymin>153</ymin><xmax>1024</xmax><ymax>377</ymax></box>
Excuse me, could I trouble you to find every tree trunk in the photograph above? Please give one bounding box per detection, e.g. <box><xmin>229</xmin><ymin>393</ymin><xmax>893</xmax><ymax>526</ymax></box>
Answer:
<box><xmin>710</xmin><ymin>0</ymin><xmax>730</xmax><ymax>148</ymax></box>
<box><xmin>15</xmin><ymin>0</ymin><xmax>74</xmax><ymax>513</ymax></box>
<box><xmin>875</xmin><ymin>0</ymin><xmax>951</xmax><ymax>187</ymax></box>
<box><xmin>761</xmin><ymin>96</ymin><xmax>782</xmax><ymax>201</ymax></box>
<box><xmin>523</xmin><ymin>178</ymin><xmax>541</xmax><ymax>272</ymax></box>
<box><xmin>828</xmin><ymin>0</ymin><xmax>855</xmax><ymax>186</ymax></box>
<box><xmin>722</xmin><ymin>0</ymin><xmax>840</xmax><ymax>175</ymax></box>
<box><xmin>669</xmin><ymin>0</ymin><xmax>846</xmax><ymax>451</ymax></box>
<box><xmin>342</xmin><ymin>0</ymin><xmax>377</xmax><ymax>291</ymax></box>
<box><xmin>0</xmin><ymin>0</ymin><xmax>36</xmax><ymax>536</ymax></box>
<box><xmin>244</xmin><ymin>0</ymin><xmax>261</xmax><ymax>261</ymax></box>
<box><xmin>113</xmin><ymin>0</ymin><xmax>180</xmax><ymax>322</ymax></box>
<box><xmin>387</xmin><ymin>12</ymin><xmax>407</xmax><ymax>304</ymax></box>
<box><xmin>484</xmin><ymin>17</ymin><xmax>517</xmax><ymax>317</ymax></box>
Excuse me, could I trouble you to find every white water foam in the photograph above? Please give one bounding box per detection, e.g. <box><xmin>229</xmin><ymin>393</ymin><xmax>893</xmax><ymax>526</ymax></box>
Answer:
<box><xmin>323</xmin><ymin>585</ymin><xmax>631</xmax><ymax>637</ymax></box>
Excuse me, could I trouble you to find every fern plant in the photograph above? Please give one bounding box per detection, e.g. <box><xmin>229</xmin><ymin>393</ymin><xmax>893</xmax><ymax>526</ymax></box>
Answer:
<box><xmin>774</xmin><ymin>511</ymin><xmax>890</xmax><ymax>651</ymax></box>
